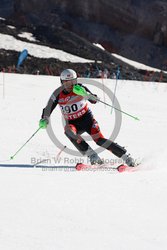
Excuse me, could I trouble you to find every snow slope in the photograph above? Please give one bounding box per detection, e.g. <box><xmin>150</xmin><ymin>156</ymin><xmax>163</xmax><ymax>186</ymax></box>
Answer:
<box><xmin>0</xmin><ymin>33</ymin><xmax>94</xmax><ymax>63</ymax></box>
<box><xmin>0</xmin><ymin>73</ymin><xmax>167</xmax><ymax>250</ymax></box>
<box><xmin>94</xmin><ymin>43</ymin><xmax>164</xmax><ymax>72</ymax></box>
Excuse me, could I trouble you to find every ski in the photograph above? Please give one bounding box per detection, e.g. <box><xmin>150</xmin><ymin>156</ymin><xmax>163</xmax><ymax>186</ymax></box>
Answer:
<box><xmin>75</xmin><ymin>163</ymin><xmax>140</xmax><ymax>172</ymax></box>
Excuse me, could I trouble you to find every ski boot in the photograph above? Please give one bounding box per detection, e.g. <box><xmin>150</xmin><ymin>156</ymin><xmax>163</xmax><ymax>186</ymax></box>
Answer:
<box><xmin>122</xmin><ymin>153</ymin><xmax>136</xmax><ymax>167</ymax></box>
<box><xmin>86</xmin><ymin>147</ymin><xmax>104</xmax><ymax>165</ymax></box>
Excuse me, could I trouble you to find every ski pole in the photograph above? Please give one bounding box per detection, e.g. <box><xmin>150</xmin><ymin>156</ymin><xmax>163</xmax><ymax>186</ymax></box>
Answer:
<box><xmin>73</xmin><ymin>84</ymin><xmax>139</xmax><ymax>121</ymax></box>
<box><xmin>94</xmin><ymin>98</ymin><xmax>139</xmax><ymax>120</ymax></box>
<box><xmin>10</xmin><ymin>127</ymin><xmax>41</xmax><ymax>160</ymax></box>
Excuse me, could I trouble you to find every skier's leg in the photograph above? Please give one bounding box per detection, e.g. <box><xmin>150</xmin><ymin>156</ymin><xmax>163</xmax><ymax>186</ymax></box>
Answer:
<box><xmin>64</xmin><ymin>124</ymin><xmax>88</xmax><ymax>153</ymax></box>
<box><xmin>90</xmin><ymin>119</ymin><xmax>135</xmax><ymax>167</ymax></box>
<box><xmin>64</xmin><ymin>124</ymin><xmax>103</xmax><ymax>164</ymax></box>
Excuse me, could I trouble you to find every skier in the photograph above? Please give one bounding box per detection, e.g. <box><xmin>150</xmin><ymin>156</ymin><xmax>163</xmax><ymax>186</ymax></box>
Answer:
<box><xmin>39</xmin><ymin>69</ymin><xmax>135</xmax><ymax>166</ymax></box>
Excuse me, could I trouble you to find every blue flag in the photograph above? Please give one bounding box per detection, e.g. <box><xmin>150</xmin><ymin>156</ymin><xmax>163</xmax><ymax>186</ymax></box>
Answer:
<box><xmin>17</xmin><ymin>49</ymin><xmax>28</xmax><ymax>69</ymax></box>
<box><xmin>116</xmin><ymin>66</ymin><xmax>120</xmax><ymax>79</ymax></box>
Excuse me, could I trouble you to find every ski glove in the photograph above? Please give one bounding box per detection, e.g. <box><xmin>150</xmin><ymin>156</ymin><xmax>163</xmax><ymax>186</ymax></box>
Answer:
<box><xmin>88</xmin><ymin>94</ymin><xmax>100</xmax><ymax>104</ymax></box>
<box><xmin>39</xmin><ymin>118</ymin><xmax>49</xmax><ymax>129</ymax></box>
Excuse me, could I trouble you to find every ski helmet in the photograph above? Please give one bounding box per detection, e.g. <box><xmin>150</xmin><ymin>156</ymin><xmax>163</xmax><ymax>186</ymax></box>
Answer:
<box><xmin>60</xmin><ymin>69</ymin><xmax>77</xmax><ymax>83</ymax></box>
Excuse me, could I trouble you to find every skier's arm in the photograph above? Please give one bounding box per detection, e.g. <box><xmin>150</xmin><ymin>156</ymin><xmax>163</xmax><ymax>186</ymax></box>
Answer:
<box><xmin>78</xmin><ymin>84</ymin><xmax>99</xmax><ymax>104</ymax></box>
<box><xmin>42</xmin><ymin>96</ymin><xmax>58</xmax><ymax>119</ymax></box>
<box><xmin>39</xmin><ymin>88</ymin><xmax>60</xmax><ymax>128</ymax></box>
<box><xmin>42</xmin><ymin>88</ymin><xmax>60</xmax><ymax>119</ymax></box>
